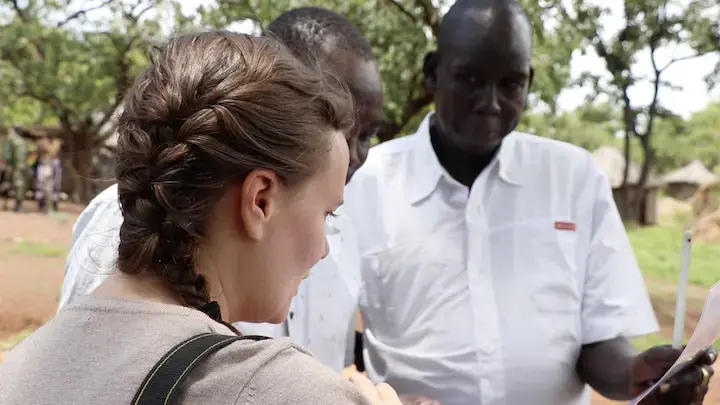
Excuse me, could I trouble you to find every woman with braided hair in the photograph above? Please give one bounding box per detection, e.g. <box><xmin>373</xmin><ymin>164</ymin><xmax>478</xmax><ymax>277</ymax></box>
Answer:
<box><xmin>0</xmin><ymin>31</ymin><xmax>401</xmax><ymax>405</ymax></box>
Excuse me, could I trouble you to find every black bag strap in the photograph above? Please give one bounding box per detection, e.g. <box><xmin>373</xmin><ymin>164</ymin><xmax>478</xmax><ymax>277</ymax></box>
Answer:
<box><xmin>132</xmin><ymin>333</ymin><xmax>270</xmax><ymax>405</ymax></box>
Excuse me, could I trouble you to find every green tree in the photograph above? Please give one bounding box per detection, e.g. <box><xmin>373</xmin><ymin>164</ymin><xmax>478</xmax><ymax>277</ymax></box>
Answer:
<box><xmin>0</xmin><ymin>0</ymin><xmax>165</xmax><ymax>201</ymax></box>
<box><xmin>201</xmin><ymin>0</ymin><xmax>585</xmax><ymax>142</ymax></box>
<box><xmin>681</xmin><ymin>104</ymin><xmax>720</xmax><ymax>170</ymax></box>
<box><xmin>568</xmin><ymin>0</ymin><xmax>718</xmax><ymax>202</ymax></box>
<box><xmin>519</xmin><ymin>103</ymin><xmax>618</xmax><ymax>152</ymax></box>
<box><xmin>650</xmin><ymin>104</ymin><xmax>720</xmax><ymax>174</ymax></box>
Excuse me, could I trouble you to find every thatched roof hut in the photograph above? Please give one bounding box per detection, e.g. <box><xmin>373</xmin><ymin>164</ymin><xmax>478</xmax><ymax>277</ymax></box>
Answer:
<box><xmin>591</xmin><ymin>146</ymin><xmax>661</xmax><ymax>225</ymax></box>
<box><xmin>15</xmin><ymin>125</ymin><xmax>65</xmax><ymax>140</ymax></box>
<box><xmin>662</xmin><ymin>160</ymin><xmax>720</xmax><ymax>201</ymax></box>
<box><xmin>591</xmin><ymin>146</ymin><xmax>662</xmax><ymax>188</ymax></box>
<box><xmin>663</xmin><ymin>160</ymin><xmax>719</xmax><ymax>186</ymax></box>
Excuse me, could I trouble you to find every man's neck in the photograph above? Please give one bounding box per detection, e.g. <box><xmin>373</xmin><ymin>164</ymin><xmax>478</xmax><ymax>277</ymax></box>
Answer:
<box><xmin>429</xmin><ymin>119</ymin><xmax>501</xmax><ymax>188</ymax></box>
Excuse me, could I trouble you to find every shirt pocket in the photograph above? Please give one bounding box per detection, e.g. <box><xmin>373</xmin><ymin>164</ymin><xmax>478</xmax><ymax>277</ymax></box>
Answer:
<box><xmin>498</xmin><ymin>218</ymin><xmax>581</xmax><ymax>315</ymax></box>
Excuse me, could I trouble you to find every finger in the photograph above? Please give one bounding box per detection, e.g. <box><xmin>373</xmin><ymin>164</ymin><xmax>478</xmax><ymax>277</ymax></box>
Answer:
<box><xmin>348</xmin><ymin>373</ymin><xmax>380</xmax><ymax>402</ymax></box>
<box><xmin>692</xmin><ymin>382</ymin><xmax>710</xmax><ymax>405</ymax></box>
<box><xmin>639</xmin><ymin>346</ymin><xmax>682</xmax><ymax>379</ymax></box>
<box><xmin>704</xmin><ymin>364</ymin><xmax>715</xmax><ymax>380</ymax></box>
<box><xmin>375</xmin><ymin>382</ymin><xmax>401</xmax><ymax>402</ymax></box>
<box><xmin>697</xmin><ymin>348</ymin><xmax>718</xmax><ymax>366</ymax></box>
<box><xmin>662</xmin><ymin>365</ymin><xmax>712</xmax><ymax>393</ymax></box>
<box><xmin>342</xmin><ymin>365</ymin><xmax>361</xmax><ymax>379</ymax></box>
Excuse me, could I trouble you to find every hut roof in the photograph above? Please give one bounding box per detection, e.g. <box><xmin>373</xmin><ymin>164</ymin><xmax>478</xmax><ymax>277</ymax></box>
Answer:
<box><xmin>662</xmin><ymin>160</ymin><xmax>720</xmax><ymax>186</ymax></box>
<box><xmin>591</xmin><ymin>146</ymin><xmax>663</xmax><ymax>188</ymax></box>
<box><xmin>16</xmin><ymin>126</ymin><xmax>65</xmax><ymax>139</ymax></box>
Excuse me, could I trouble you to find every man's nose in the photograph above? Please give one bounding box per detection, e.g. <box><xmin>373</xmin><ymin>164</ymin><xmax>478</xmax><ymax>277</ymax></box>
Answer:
<box><xmin>472</xmin><ymin>84</ymin><xmax>501</xmax><ymax>115</ymax></box>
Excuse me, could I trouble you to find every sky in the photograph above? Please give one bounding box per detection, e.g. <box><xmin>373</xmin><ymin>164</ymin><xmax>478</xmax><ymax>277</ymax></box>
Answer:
<box><xmin>555</xmin><ymin>0</ymin><xmax>720</xmax><ymax>118</ymax></box>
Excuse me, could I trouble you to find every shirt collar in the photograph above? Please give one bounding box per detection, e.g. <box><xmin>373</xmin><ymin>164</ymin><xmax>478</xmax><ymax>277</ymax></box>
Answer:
<box><xmin>407</xmin><ymin>112</ymin><xmax>524</xmax><ymax>204</ymax></box>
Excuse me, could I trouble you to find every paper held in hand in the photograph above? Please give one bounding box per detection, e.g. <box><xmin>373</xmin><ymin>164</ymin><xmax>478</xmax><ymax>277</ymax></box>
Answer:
<box><xmin>628</xmin><ymin>281</ymin><xmax>720</xmax><ymax>405</ymax></box>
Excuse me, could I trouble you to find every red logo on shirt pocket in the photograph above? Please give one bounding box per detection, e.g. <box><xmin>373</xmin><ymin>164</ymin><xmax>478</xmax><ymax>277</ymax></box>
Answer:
<box><xmin>554</xmin><ymin>221</ymin><xmax>576</xmax><ymax>231</ymax></box>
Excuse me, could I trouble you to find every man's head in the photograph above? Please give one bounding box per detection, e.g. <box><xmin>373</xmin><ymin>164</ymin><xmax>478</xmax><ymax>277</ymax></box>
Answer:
<box><xmin>266</xmin><ymin>7</ymin><xmax>383</xmax><ymax>183</ymax></box>
<box><xmin>424</xmin><ymin>0</ymin><xmax>534</xmax><ymax>155</ymax></box>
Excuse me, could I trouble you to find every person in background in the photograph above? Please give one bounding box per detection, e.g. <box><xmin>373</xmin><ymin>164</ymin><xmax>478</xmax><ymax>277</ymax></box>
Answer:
<box><xmin>1</xmin><ymin>30</ymin><xmax>401</xmax><ymax>405</ymax></box>
<box><xmin>34</xmin><ymin>133</ymin><xmax>63</xmax><ymax>213</ymax></box>
<box><xmin>345</xmin><ymin>0</ymin><xmax>716</xmax><ymax>404</ymax></box>
<box><xmin>2</xmin><ymin>127</ymin><xmax>29</xmax><ymax>212</ymax></box>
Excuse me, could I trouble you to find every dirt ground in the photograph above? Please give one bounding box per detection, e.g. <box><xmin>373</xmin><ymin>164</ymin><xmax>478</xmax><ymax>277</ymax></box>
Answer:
<box><xmin>0</xmin><ymin>202</ymin><xmax>84</xmax><ymax>342</ymax></box>
<box><xmin>0</xmin><ymin>204</ymin><xmax>718</xmax><ymax>404</ymax></box>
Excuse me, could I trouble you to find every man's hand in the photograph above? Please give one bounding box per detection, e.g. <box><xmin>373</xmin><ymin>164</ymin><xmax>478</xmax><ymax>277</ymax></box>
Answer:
<box><xmin>398</xmin><ymin>394</ymin><xmax>445</xmax><ymax>405</ymax></box>
<box><xmin>631</xmin><ymin>345</ymin><xmax>717</xmax><ymax>404</ymax></box>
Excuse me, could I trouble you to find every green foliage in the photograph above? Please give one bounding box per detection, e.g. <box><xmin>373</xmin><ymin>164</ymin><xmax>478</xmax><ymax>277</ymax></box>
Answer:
<box><xmin>0</xmin><ymin>0</ymin><xmax>171</xmax><ymax>200</ymax></box>
<box><xmin>0</xmin><ymin>0</ymin><xmax>161</xmax><ymax>136</ymax></box>
<box><xmin>519</xmin><ymin>102</ymin><xmax>621</xmax><ymax>152</ymax></box>
<box><xmin>0</xmin><ymin>0</ymin><xmax>718</xmax><ymax>184</ymax></box>
<box><xmin>647</xmin><ymin>105</ymin><xmax>720</xmax><ymax>174</ymax></box>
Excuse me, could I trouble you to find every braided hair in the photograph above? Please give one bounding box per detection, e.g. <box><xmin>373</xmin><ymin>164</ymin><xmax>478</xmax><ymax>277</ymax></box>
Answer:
<box><xmin>115</xmin><ymin>31</ymin><xmax>355</xmax><ymax>309</ymax></box>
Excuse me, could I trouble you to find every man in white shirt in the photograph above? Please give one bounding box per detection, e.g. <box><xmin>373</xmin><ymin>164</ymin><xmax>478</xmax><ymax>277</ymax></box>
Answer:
<box><xmin>345</xmin><ymin>0</ymin><xmax>716</xmax><ymax>404</ymax></box>
<box><xmin>60</xmin><ymin>7</ymin><xmax>383</xmax><ymax>374</ymax></box>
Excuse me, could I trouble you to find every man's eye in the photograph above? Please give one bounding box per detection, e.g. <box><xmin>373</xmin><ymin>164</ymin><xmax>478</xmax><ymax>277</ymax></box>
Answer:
<box><xmin>502</xmin><ymin>77</ymin><xmax>526</xmax><ymax>89</ymax></box>
<box><xmin>454</xmin><ymin>72</ymin><xmax>477</xmax><ymax>83</ymax></box>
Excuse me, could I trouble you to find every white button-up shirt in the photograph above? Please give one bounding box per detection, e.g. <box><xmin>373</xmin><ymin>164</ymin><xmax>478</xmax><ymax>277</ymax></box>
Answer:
<box><xmin>59</xmin><ymin>184</ymin><xmax>123</xmax><ymax>311</ymax></box>
<box><xmin>60</xmin><ymin>184</ymin><xmax>361</xmax><ymax>372</ymax></box>
<box><xmin>344</xmin><ymin>113</ymin><xmax>659</xmax><ymax>405</ymax></box>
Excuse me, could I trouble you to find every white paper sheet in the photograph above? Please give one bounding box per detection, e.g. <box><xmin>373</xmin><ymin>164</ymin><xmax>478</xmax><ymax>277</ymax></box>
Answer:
<box><xmin>629</xmin><ymin>281</ymin><xmax>720</xmax><ymax>404</ymax></box>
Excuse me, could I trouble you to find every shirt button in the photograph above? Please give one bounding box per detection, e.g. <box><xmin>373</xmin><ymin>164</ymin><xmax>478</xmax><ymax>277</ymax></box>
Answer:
<box><xmin>289</xmin><ymin>312</ymin><xmax>294</xmax><ymax>320</ymax></box>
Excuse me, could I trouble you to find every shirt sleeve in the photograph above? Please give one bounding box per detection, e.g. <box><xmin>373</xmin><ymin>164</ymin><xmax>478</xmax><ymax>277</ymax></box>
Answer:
<box><xmin>580</xmin><ymin>160</ymin><xmax>660</xmax><ymax>344</ymax></box>
<box><xmin>59</xmin><ymin>185</ymin><xmax>122</xmax><ymax>311</ymax></box>
<box><xmin>240</xmin><ymin>347</ymin><xmax>372</xmax><ymax>405</ymax></box>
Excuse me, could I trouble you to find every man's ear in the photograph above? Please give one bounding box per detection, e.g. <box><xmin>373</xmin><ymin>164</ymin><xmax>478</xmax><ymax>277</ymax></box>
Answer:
<box><xmin>423</xmin><ymin>51</ymin><xmax>439</xmax><ymax>93</ymax></box>
<box><xmin>523</xmin><ymin>67</ymin><xmax>535</xmax><ymax>110</ymax></box>
<box><xmin>528</xmin><ymin>66</ymin><xmax>535</xmax><ymax>90</ymax></box>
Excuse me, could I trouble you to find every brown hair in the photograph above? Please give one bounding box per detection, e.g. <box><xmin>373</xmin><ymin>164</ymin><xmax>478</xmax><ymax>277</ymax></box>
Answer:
<box><xmin>115</xmin><ymin>31</ymin><xmax>355</xmax><ymax>309</ymax></box>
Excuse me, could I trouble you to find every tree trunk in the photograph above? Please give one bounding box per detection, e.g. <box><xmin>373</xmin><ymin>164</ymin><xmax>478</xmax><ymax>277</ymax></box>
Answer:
<box><xmin>619</xmin><ymin>130</ymin><xmax>634</xmax><ymax>221</ymax></box>
<box><xmin>637</xmin><ymin>137</ymin><xmax>654</xmax><ymax>226</ymax></box>
<box><xmin>73</xmin><ymin>142</ymin><xmax>93</xmax><ymax>203</ymax></box>
<box><xmin>61</xmin><ymin>127</ymin><xmax>95</xmax><ymax>203</ymax></box>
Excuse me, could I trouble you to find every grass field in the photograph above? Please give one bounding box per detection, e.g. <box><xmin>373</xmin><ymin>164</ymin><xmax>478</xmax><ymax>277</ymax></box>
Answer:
<box><xmin>626</xmin><ymin>223</ymin><xmax>720</xmax><ymax>349</ymax></box>
<box><xmin>628</xmin><ymin>224</ymin><xmax>720</xmax><ymax>288</ymax></box>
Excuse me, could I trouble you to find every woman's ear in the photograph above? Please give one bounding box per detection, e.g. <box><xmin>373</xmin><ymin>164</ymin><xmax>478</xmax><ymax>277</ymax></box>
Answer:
<box><xmin>237</xmin><ymin>169</ymin><xmax>280</xmax><ymax>241</ymax></box>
